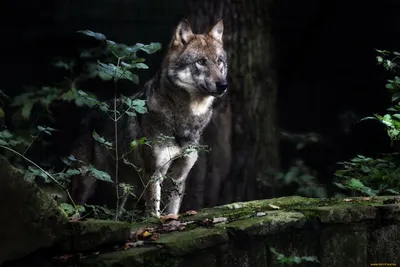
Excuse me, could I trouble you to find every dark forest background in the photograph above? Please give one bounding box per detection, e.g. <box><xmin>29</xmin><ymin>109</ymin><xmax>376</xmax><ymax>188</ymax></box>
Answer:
<box><xmin>1</xmin><ymin>0</ymin><xmax>399</xmax><ymax>211</ymax></box>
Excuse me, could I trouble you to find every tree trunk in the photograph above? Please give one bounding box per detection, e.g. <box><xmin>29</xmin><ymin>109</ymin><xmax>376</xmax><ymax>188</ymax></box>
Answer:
<box><xmin>181</xmin><ymin>0</ymin><xmax>280</xmax><ymax>211</ymax></box>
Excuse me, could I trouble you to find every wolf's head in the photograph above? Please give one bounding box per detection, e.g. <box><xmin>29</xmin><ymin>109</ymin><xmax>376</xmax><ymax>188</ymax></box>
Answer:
<box><xmin>163</xmin><ymin>19</ymin><xmax>228</xmax><ymax>98</ymax></box>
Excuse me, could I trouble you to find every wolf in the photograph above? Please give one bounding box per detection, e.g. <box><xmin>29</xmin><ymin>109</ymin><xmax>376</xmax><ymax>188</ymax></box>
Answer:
<box><xmin>70</xmin><ymin>19</ymin><xmax>228</xmax><ymax>217</ymax></box>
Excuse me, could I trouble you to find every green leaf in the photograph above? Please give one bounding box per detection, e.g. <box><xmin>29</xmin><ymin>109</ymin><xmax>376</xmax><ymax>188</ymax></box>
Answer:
<box><xmin>98</xmin><ymin>70</ymin><xmax>114</xmax><ymax>81</ymax></box>
<box><xmin>392</xmin><ymin>93</ymin><xmax>400</xmax><ymax>103</ymax></box>
<box><xmin>0</xmin><ymin>130</ymin><xmax>13</xmax><ymax>139</ymax></box>
<box><xmin>120</xmin><ymin>62</ymin><xmax>132</xmax><ymax>69</ymax></box>
<box><xmin>60</xmin><ymin>203</ymin><xmax>75</xmax><ymax>215</ymax></box>
<box><xmin>133</xmin><ymin>63</ymin><xmax>149</xmax><ymax>69</ymax></box>
<box><xmin>96</xmin><ymin>61</ymin><xmax>139</xmax><ymax>82</ymax></box>
<box><xmin>0</xmin><ymin>139</ymin><xmax>8</xmax><ymax>146</ymax></box>
<box><xmin>130</xmin><ymin>137</ymin><xmax>148</xmax><ymax>149</ymax></box>
<box><xmin>120</xmin><ymin>71</ymin><xmax>139</xmax><ymax>84</ymax></box>
<box><xmin>65</xmin><ymin>169</ymin><xmax>81</xmax><ymax>177</ymax></box>
<box><xmin>25</xmin><ymin>166</ymin><xmax>49</xmax><ymax>182</ymax></box>
<box><xmin>348</xmin><ymin>178</ymin><xmax>365</xmax><ymax>189</ymax></box>
<box><xmin>121</xmin><ymin>95</ymin><xmax>132</xmax><ymax>107</ymax></box>
<box><xmin>386</xmin><ymin>83</ymin><xmax>395</xmax><ymax>89</ymax></box>
<box><xmin>106</xmin><ymin>40</ymin><xmax>116</xmax><ymax>47</ymax></box>
<box><xmin>128</xmin><ymin>43</ymin><xmax>160</xmax><ymax>54</ymax></box>
<box><xmin>0</xmin><ymin>107</ymin><xmax>5</xmax><ymax>118</ymax></box>
<box><xmin>138</xmin><ymin>42</ymin><xmax>162</xmax><ymax>54</ymax></box>
<box><xmin>385</xmin><ymin>188</ymin><xmax>400</xmax><ymax>195</ymax></box>
<box><xmin>360</xmin><ymin>165</ymin><xmax>370</xmax><ymax>173</ymax></box>
<box><xmin>53</xmin><ymin>60</ymin><xmax>74</xmax><ymax>70</ymax></box>
<box><xmin>92</xmin><ymin>131</ymin><xmax>113</xmax><ymax>149</ymax></box>
<box><xmin>302</xmin><ymin>256</ymin><xmax>319</xmax><ymax>262</ymax></box>
<box><xmin>125</xmin><ymin>110</ymin><xmax>137</xmax><ymax>117</ymax></box>
<box><xmin>37</xmin><ymin>126</ymin><xmax>56</xmax><ymax>135</ymax></box>
<box><xmin>131</xmin><ymin>99</ymin><xmax>147</xmax><ymax>114</ymax></box>
<box><xmin>77</xmin><ymin>30</ymin><xmax>107</xmax><ymax>41</ymax></box>
<box><xmin>132</xmin><ymin>58</ymin><xmax>146</xmax><ymax>63</ymax></box>
<box><xmin>21</xmin><ymin>101</ymin><xmax>34</xmax><ymax>120</ymax></box>
<box><xmin>8</xmin><ymin>139</ymin><xmax>25</xmax><ymax>146</ymax></box>
<box><xmin>359</xmin><ymin>116</ymin><xmax>378</xmax><ymax>122</ymax></box>
<box><xmin>60</xmin><ymin>88</ymin><xmax>100</xmax><ymax>108</ymax></box>
<box><xmin>86</xmin><ymin>165</ymin><xmax>113</xmax><ymax>183</ymax></box>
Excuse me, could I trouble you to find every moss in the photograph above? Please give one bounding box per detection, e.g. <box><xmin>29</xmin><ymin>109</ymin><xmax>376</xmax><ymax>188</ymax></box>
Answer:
<box><xmin>58</xmin><ymin>219</ymin><xmax>131</xmax><ymax>252</ymax></box>
<box><xmin>320</xmin><ymin>224</ymin><xmax>369</xmax><ymax>267</ymax></box>
<box><xmin>224</xmin><ymin>211</ymin><xmax>306</xmax><ymax>237</ymax></box>
<box><xmin>54</xmin><ymin>196</ymin><xmax>400</xmax><ymax>267</ymax></box>
<box><xmin>312</xmin><ymin>204</ymin><xmax>377</xmax><ymax>223</ymax></box>
<box><xmin>178</xmin><ymin>250</ymin><xmax>218</xmax><ymax>267</ymax></box>
<box><xmin>156</xmin><ymin>227</ymin><xmax>229</xmax><ymax>256</ymax></box>
<box><xmin>368</xmin><ymin>224</ymin><xmax>400</xmax><ymax>263</ymax></box>
<box><xmin>374</xmin><ymin>204</ymin><xmax>400</xmax><ymax>221</ymax></box>
<box><xmin>0</xmin><ymin>155</ymin><xmax>68</xmax><ymax>264</ymax></box>
<box><xmin>80</xmin><ymin>247</ymin><xmax>174</xmax><ymax>267</ymax></box>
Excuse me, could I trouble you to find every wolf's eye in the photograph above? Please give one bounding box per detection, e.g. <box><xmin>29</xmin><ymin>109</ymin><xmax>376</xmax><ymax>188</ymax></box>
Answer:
<box><xmin>196</xmin><ymin>58</ymin><xmax>207</xmax><ymax>66</ymax></box>
<box><xmin>217</xmin><ymin>58</ymin><xmax>223</xmax><ymax>66</ymax></box>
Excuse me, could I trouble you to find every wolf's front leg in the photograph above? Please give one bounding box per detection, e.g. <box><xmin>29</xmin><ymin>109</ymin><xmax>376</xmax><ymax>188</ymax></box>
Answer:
<box><xmin>166</xmin><ymin>151</ymin><xmax>199</xmax><ymax>215</ymax></box>
<box><xmin>144</xmin><ymin>175</ymin><xmax>163</xmax><ymax>217</ymax></box>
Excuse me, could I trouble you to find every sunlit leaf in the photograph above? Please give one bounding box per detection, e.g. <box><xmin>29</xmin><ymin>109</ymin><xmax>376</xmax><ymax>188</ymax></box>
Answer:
<box><xmin>133</xmin><ymin>63</ymin><xmax>149</xmax><ymax>69</ymax></box>
<box><xmin>92</xmin><ymin>131</ymin><xmax>113</xmax><ymax>149</ymax></box>
<box><xmin>77</xmin><ymin>30</ymin><xmax>107</xmax><ymax>41</ymax></box>
<box><xmin>21</xmin><ymin>101</ymin><xmax>34</xmax><ymax>120</ymax></box>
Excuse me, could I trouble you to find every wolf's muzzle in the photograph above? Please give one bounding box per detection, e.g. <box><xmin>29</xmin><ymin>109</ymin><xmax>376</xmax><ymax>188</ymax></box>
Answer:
<box><xmin>214</xmin><ymin>82</ymin><xmax>228</xmax><ymax>97</ymax></box>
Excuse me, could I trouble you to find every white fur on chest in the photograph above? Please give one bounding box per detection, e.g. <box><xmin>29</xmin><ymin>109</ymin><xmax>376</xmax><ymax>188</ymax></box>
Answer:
<box><xmin>190</xmin><ymin>96</ymin><xmax>214</xmax><ymax>116</ymax></box>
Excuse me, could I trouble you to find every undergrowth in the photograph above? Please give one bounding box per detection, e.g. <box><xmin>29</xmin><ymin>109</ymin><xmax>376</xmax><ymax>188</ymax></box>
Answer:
<box><xmin>333</xmin><ymin>49</ymin><xmax>400</xmax><ymax>197</ymax></box>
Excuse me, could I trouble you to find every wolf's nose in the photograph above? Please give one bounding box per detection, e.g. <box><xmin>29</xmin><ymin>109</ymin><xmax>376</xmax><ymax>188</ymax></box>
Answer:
<box><xmin>216</xmin><ymin>82</ymin><xmax>228</xmax><ymax>91</ymax></box>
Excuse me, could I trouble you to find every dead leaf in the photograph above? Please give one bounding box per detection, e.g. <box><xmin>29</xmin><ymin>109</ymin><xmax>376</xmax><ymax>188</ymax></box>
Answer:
<box><xmin>134</xmin><ymin>227</ymin><xmax>155</xmax><ymax>240</ymax></box>
<box><xmin>142</xmin><ymin>231</ymin><xmax>151</xmax><ymax>238</ymax></box>
<box><xmin>56</xmin><ymin>254</ymin><xmax>74</xmax><ymax>262</ymax></box>
<box><xmin>151</xmin><ymin>232</ymin><xmax>160</xmax><ymax>241</ymax></box>
<box><xmin>134</xmin><ymin>228</ymin><xmax>145</xmax><ymax>239</ymax></box>
<box><xmin>343</xmin><ymin>198</ymin><xmax>353</xmax><ymax>202</ymax></box>
<box><xmin>184</xmin><ymin>210</ymin><xmax>198</xmax><ymax>216</ymax></box>
<box><xmin>212</xmin><ymin>217</ymin><xmax>228</xmax><ymax>224</ymax></box>
<box><xmin>202</xmin><ymin>218</ymin><xmax>212</xmax><ymax>226</ymax></box>
<box><xmin>160</xmin><ymin>213</ymin><xmax>180</xmax><ymax>222</ymax></box>
<box><xmin>360</xmin><ymin>197</ymin><xmax>372</xmax><ymax>201</ymax></box>
<box><xmin>268</xmin><ymin>204</ymin><xmax>280</xmax><ymax>209</ymax></box>
<box><xmin>161</xmin><ymin>219</ymin><xmax>187</xmax><ymax>232</ymax></box>
<box><xmin>256</xmin><ymin>212</ymin><xmax>266</xmax><ymax>217</ymax></box>
<box><xmin>124</xmin><ymin>240</ymin><xmax>144</xmax><ymax>250</ymax></box>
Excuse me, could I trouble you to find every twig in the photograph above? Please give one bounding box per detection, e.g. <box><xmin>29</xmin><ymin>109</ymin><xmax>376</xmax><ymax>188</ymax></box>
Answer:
<box><xmin>0</xmin><ymin>144</ymin><xmax>76</xmax><ymax>207</ymax></box>
<box><xmin>114</xmin><ymin>57</ymin><xmax>121</xmax><ymax>220</ymax></box>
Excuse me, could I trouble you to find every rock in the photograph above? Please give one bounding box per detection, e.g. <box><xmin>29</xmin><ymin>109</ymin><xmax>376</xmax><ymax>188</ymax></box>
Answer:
<box><xmin>0</xmin><ymin>155</ymin><xmax>68</xmax><ymax>265</ymax></box>
<box><xmin>57</xmin><ymin>219</ymin><xmax>132</xmax><ymax>252</ymax></box>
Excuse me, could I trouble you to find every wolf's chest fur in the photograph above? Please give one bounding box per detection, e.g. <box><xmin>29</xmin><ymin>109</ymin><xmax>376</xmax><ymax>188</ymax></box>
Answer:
<box><xmin>141</xmin><ymin>84</ymin><xmax>214</xmax><ymax>148</ymax></box>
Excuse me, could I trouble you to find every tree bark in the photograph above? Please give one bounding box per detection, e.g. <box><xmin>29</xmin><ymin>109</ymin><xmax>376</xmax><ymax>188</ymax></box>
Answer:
<box><xmin>181</xmin><ymin>0</ymin><xmax>280</xmax><ymax>211</ymax></box>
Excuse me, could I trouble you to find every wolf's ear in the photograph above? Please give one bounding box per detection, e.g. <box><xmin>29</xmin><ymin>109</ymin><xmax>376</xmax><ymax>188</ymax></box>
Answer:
<box><xmin>208</xmin><ymin>20</ymin><xmax>224</xmax><ymax>43</ymax></box>
<box><xmin>173</xmin><ymin>19</ymin><xmax>194</xmax><ymax>46</ymax></box>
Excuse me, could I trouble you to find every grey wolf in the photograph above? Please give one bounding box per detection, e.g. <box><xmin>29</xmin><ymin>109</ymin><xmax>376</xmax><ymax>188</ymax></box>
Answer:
<box><xmin>70</xmin><ymin>19</ymin><xmax>228</xmax><ymax>217</ymax></box>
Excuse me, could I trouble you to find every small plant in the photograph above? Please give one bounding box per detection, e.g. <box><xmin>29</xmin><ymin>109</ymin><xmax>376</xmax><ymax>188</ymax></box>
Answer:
<box><xmin>364</xmin><ymin>49</ymin><xmax>400</xmax><ymax>140</ymax></box>
<box><xmin>0</xmin><ymin>29</ymin><xmax>161</xmax><ymax>220</ymax></box>
<box><xmin>334</xmin><ymin>154</ymin><xmax>400</xmax><ymax>196</ymax></box>
<box><xmin>259</xmin><ymin>131</ymin><xmax>327</xmax><ymax>198</ymax></box>
<box><xmin>333</xmin><ymin>49</ymin><xmax>400</xmax><ymax>197</ymax></box>
<box><xmin>270</xmin><ymin>247</ymin><xmax>319</xmax><ymax>265</ymax></box>
<box><xmin>273</xmin><ymin>159</ymin><xmax>327</xmax><ymax>198</ymax></box>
